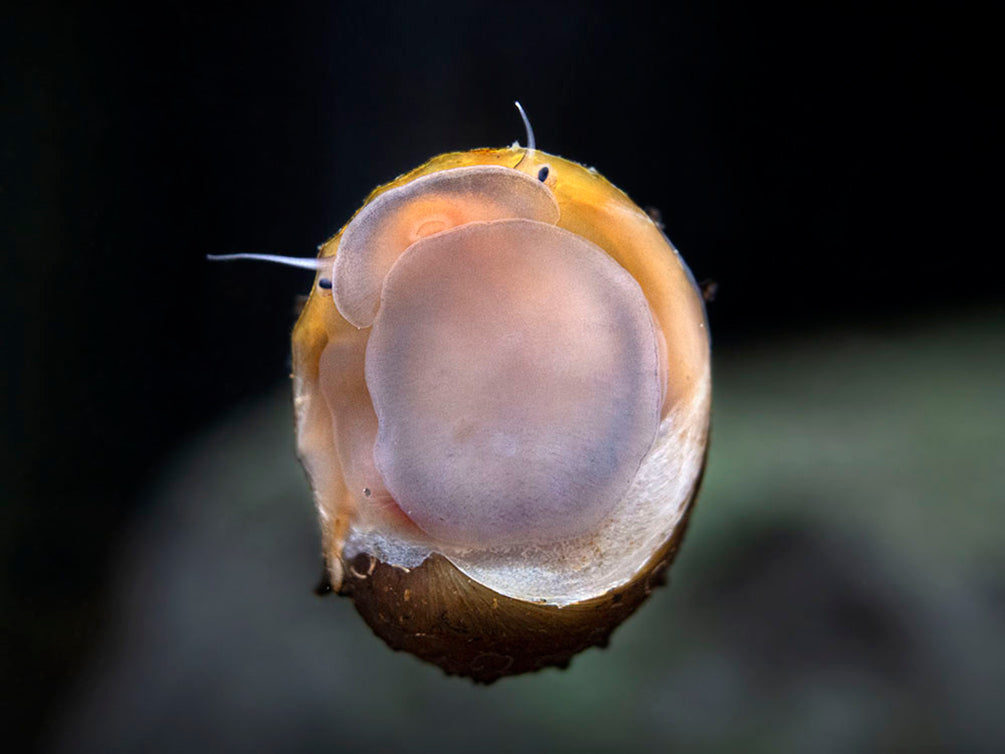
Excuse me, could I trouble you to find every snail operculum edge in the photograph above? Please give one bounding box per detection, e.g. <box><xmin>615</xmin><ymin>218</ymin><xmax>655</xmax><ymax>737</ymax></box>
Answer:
<box><xmin>291</xmin><ymin>147</ymin><xmax>711</xmax><ymax>681</ymax></box>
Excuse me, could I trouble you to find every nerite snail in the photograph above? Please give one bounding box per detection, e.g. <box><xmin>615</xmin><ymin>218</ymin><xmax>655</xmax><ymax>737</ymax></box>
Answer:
<box><xmin>211</xmin><ymin>105</ymin><xmax>711</xmax><ymax>681</ymax></box>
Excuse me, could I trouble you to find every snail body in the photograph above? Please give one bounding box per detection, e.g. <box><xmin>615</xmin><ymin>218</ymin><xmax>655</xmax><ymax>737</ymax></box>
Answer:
<box><xmin>290</xmin><ymin>145</ymin><xmax>711</xmax><ymax>681</ymax></box>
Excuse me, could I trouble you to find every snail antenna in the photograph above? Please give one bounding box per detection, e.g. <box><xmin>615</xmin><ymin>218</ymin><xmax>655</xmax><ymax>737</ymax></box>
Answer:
<box><xmin>206</xmin><ymin>253</ymin><xmax>323</xmax><ymax>271</ymax></box>
<box><xmin>514</xmin><ymin>101</ymin><xmax>536</xmax><ymax>153</ymax></box>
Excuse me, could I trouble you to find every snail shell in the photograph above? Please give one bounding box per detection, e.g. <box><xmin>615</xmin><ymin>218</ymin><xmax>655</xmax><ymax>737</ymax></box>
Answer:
<box><xmin>293</xmin><ymin>147</ymin><xmax>710</xmax><ymax>681</ymax></box>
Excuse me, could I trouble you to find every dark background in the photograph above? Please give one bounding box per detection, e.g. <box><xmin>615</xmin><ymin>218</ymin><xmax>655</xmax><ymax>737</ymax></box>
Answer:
<box><xmin>4</xmin><ymin>2</ymin><xmax>999</xmax><ymax>751</ymax></box>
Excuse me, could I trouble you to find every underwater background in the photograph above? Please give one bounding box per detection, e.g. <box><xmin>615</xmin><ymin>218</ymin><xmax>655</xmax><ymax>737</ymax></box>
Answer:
<box><xmin>5</xmin><ymin>2</ymin><xmax>1000</xmax><ymax>752</ymax></box>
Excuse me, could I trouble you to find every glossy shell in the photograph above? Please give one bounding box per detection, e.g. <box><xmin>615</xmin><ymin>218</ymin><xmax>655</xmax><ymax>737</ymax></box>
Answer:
<box><xmin>292</xmin><ymin>147</ymin><xmax>710</xmax><ymax>681</ymax></box>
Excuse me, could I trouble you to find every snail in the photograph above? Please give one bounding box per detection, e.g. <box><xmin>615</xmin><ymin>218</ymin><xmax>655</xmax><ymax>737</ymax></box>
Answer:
<box><xmin>211</xmin><ymin>105</ymin><xmax>711</xmax><ymax>681</ymax></box>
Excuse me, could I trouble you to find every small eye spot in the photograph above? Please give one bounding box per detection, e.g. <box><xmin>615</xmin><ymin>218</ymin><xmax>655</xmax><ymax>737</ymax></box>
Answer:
<box><xmin>318</xmin><ymin>277</ymin><xmax>333</xmax><ymax>290</ymax></box>
<box><xmin>537</xmin><ymin>165</ymin><xmax>550</xmax><ymax>182</ymax></box>
<box><xmin>363</xmin><ymin>487</ymin><xmax>372</xmax><ymax>497</ymax></box>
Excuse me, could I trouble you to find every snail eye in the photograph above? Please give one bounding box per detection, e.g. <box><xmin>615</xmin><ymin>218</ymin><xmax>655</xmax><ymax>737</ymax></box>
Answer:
<box><xmin>362</xmin><ymin>218</ymin><xmax>663</xmax><ymax>548</ymax></box>
<box><xmin>332</xmin><ymin>166</ymin><xmax>559</xmax><ymax>327</ymax></box>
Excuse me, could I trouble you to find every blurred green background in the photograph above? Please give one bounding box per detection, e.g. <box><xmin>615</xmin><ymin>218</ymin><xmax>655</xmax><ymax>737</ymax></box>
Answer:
<box><xmin>47</xmin><ymin>312</ymin><xmax>1005</xmax><ymax>752</ymax></box>
<box><xmin>5</xmin><ymin>2</ymin><xmax>999</xmax><ymax>752</ymax></box>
